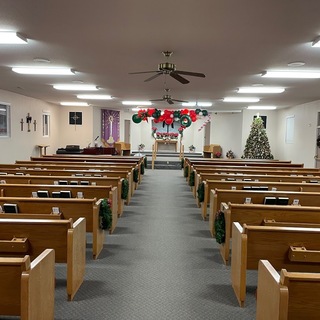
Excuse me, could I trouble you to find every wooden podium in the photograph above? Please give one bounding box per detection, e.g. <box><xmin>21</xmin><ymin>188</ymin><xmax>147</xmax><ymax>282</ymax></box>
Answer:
<box><xmin>114</xmin><ymin>142</ymin><xmax>131</xmax><ymax>156</ymax></box>
<box><xmin>203</xmin><ymin>144</ymin><xmax>222</xmax><ymax>158</ymax></box>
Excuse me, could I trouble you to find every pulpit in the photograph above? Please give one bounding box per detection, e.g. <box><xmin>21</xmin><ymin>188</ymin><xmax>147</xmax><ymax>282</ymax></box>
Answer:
<box><xmin>114</xmin><ymin>142</ymin><xmax>131</xmax><ymax>156</ymax></box>
<box><xmin>203</xmin><ymin>144</ymin><xmax>222</xmax><ymax>158</ymax></box>
<box><xmin>155</xmin><ymin>139</ymin><xmax>178</xmax><ymax>152</ymax></box>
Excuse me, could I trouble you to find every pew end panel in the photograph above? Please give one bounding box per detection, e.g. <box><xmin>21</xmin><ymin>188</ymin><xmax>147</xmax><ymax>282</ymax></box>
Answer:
<box><xmin>21</xmin><ymin>249</ymin><xmax>55</xmax><ymax>320</ymax></box>
<box><xmin>231</xmin><ymin>222</ymin><xmax>247</xmax><ymax>307</ymax></box>
<box><xmin>256</xmin><ymin>260</ymin><xmax>289</xmax><ymax>320</ymax></box>
<box><xmin>92</xmin><ymin>199</ymin><xmax>105</xmax><ymax>260</ymax></box>
<box><xmin>219</xmin><ymin>202</ymin><xmax>231</xmax><ymax>265</ymax></box>
<box><xmin>67</xmin><ymin>217</ymin><xmax>86</xmax><ymax>300</ymax></box>
<box><xmin>109</xmin><ymin>187</ymin><xmax>118</xmax><ymax>233</ymax></box>
<box><xmin>201</xmin><ymin>181</ymin><xmax>208</xmax><ymax>220</ymax></box>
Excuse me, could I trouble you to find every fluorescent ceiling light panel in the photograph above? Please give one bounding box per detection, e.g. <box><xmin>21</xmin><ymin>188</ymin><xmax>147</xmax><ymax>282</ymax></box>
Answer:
<box><xmin>262</xmin><ymin>70</ymin><xmax>320</xmax><ymax>78</ymax></box>
<box><xmin>77</xmin><ymin>94</ymin><xmax>112</xmax><ymax>100</ymax></box>
<box><xmin>12</xmin><ymin>67</ymin><xmax>74</xmax><ymax>75</ymax></box>
<box><xmin>182</xmin><ymin>102</ymin><xmax>213</xmax><ymax>107</ymax></box>
<box><xmin>182</xmin><ymin>102</ymin><xmax>196</xmax><ymax>107</ymax></box>
<box><xmin>122</xmin><ymin>101</ymin><xmax>152</xmax><ymax>106</ymax></box>
<box><xmin>237</xmin><ymin>87</ymin><xmax>285</xmax><ymax>93</ymax></box>
<box><xmin>223</xmin><ymin>97</ymin><xmax>260</xmax><ymax>103</ymax></box>
<box><xmin>197</xmin><ymin>102</ymin><xmax>213</xmax><ymax>107</ymax></box>
<box><xmin>247</xmin><ymin>106</ymin><xmax>277</xmax><ymax>110</ymax></box>
<box><xmin>53</xmin><ymin>84</ymin><xmax>98</xmax><ymax>90</ymax></box>
<box><xmin>312</xmin><ymin>37</ymin><xmax>320</xmax><ymax>47</ymax></box>
<box><xmin>60</xmin><ymin>102</ymin><xmax>89</xmax><ymax>106</ymax></box>
<box><xmin>213</xmin><ymin>110</ymin><xmax>242</xmax><ymax>113</ymax></box>
<box><xmin>0</xmin><ymin>31</ymin><xmax>27</xmax><ymax>44</ymax></box>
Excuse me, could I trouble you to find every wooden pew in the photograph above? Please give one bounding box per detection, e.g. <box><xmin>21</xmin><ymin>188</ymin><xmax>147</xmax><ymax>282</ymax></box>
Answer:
<box><xmin>0</xmin><ymin>249</ymin><xmax>55</xmax><ymax>320</ymax></box>
<box><xmin>218</xmin><ymin>202</ymin><xmax>320</xmax><ymax>265</ymax></box>
<box><xmin>209</xmin><ymin>188</ymin><xmax>320</xmax><ymax>237</ymax></box>
<box><xmin>231</xmin><ymin>222</ymin><xmax>320</xmax><ymax>307</ymax></box>
<box><xmin>256</xmin><ymin>259</ymin><xmax>320</xmax><ymax>320</ymax></box>
<box><xmin>0</xmin><ymin>174</ymin><xmax>124</xmax><ymax>216</ymax></box>
<box><xmin>0</xmin><ymin>197</ymin><xmax>108</xmax><ymax>259</ymax></box>
<box><xmin>200</xmin><ymin>179</ymin><xmax>306</xmax><ymax>220</ymax></box>
<box><xmin>0</xmin><ymin>218</ymin><xmax>86</xmax><ymax>301</ymax></box>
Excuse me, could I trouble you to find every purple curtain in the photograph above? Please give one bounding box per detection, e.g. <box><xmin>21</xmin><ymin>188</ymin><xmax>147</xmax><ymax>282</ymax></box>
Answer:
<box><xmin>101</xmin><ymin>109</ymin><xmax>120</xmax><ymax>146</ymax></box>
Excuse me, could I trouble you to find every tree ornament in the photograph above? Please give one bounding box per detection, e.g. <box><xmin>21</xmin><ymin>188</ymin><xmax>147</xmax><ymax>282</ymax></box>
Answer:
<box><xmin>132</xmin><ymin>114</ymin><xmax>142</xmax><ymax>123</ymax></box>
<box><xmin>180</xmin><ymin>115</ymin><xmax>192</xmax><ymax>127</ymax></box>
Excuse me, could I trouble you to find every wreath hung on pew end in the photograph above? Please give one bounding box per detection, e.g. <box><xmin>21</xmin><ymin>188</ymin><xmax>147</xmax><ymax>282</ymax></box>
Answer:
<box><xmin>184</xmin><ymin>165</ymin><xmax>189</xmax><ymax>178</ymax></box>
<box><xmin>133</xmin><ymin>168</ymin><xmax>139</xmax><ymax>183</ymax></box>
<box><xmin>189</xmin><ymin>170</ymin><xmax>195</xmax><ymax>187</ymax></box>
<box><xmin>121</xmin><ymin>179</ymin><xmax>129</xmax><ymax>200</ymax></box>
<box><xmin>99</xmin><ymin>198</ymin><xmax>112</xmax><ymax>230</ymax></box>
<box><xmin>214</xmin><ymin>210</ymin><xmax>225</xmax><ymax>244</ymax></box>
<box><xmin>197</xmin><ymin>182</ymin><xmax>205</xmax><ymax>202</ymax></box>
<box><xmin>141</xmin><ymin>162</ymin><xmax>145</xmax><ymax>175</ymax></box>
<box><xmin>144</xmin><ymin>156</ymin><xmax>147</xmax><ymax>168</ymax></box>
<box><xmin>181</xmin><ymin>158</ymin><xmax>184</xmax><ymax>169</ymax></box>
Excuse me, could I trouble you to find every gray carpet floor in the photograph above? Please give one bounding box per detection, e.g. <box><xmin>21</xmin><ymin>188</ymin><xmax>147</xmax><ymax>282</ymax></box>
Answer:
<box><xmin>2</xmin><ymin>169</ymin><xmax>257</xmax><ymax>319</ymax></box>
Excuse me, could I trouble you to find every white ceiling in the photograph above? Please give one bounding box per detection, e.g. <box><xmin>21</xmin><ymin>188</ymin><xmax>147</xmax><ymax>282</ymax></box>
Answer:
<box><xmin>1</xmin><ymin>0</ymin><xmax>320</xmax><ymax>112</ymax></box>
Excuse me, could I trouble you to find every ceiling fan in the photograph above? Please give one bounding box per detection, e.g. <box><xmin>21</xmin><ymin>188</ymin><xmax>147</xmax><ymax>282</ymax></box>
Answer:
<box><xmin>149</xmin><ymin>89</ymin><xmax>188</xmax><ymax>105</ymax></box>
<box><xmin>129</xmin><ymin>51</ymin><xmax>206</xmax><ymax>84</ymax></box>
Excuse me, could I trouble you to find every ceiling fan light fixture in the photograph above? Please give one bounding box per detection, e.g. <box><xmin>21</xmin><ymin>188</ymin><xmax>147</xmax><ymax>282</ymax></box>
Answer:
<box><xmin>261</xmin><ymin>70</ymin><xmax>320</xmax><ymax>78</ymax></box>
<box><xmin>223</xmin><ymin>97</ymin><xmax>260</xmax><ymax>103</ymax></box>
<box><xmin>12</xmin><ymin>67</ymin><xmax>75</xmax><ymax>75</ymax></box>
<box><xmin>237</xmin><ymin>87</ymin><xmax>285</xmax><ymax>93</ymax></box>
<box><xmin>53</xmin><ymin>84</ymin><xmax>98</xmax><ymax>91</ymax></box>
<box><xmin>60</xmin><ymin>101</ymin><xmax>90</xmax><ymax>106</ymax></box>
<box><xmin>0</xmin><ymin>31</ymin><xmax>28</xmax><ymax>44</ymax></box>
<box><xmin>122</xmin><ymin>101</ymin><xmax>152</xmax><ymax>106</ymax></box>
<box><xmin>77</xmin><ymin>94</ymin><xmax>112</xmax><ymax>100</ymax></box>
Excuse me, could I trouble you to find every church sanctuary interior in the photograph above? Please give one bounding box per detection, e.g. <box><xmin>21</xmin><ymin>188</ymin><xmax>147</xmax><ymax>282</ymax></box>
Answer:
<box><xmin>2</xmin><ymin>1</ymin><xmax>320</xmax><ymax>319</ymax></box>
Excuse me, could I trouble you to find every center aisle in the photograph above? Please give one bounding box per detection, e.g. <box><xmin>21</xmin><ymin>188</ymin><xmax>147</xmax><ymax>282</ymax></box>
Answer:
<box><xmin>55</xmin><ymin>169</ymin><xmax>256</xmax><ymax>319</ymax></box>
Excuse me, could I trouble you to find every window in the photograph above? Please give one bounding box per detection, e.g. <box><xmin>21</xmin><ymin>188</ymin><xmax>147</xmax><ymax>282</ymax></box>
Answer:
<box><xmin>285</xmin><ymin>115</ymin><xmax>295</xmax><ymax>144</ymax></box>
<box><xmin>42</xmin><ymin>113</ymin><xmax>50</xmax><ymax>137</ymax></box>
<box><xmin>0</xmin><ymin>103</ymin><xmax>10</xmax><ymax>137</ymax></box>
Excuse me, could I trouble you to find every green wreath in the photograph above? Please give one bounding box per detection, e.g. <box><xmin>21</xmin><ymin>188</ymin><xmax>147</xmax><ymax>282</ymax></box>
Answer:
<box><xmin>140</xmin><ymin>162</ymin><xmax>145</xmax><ymax>175</ymax></box>
<box><xmin>180</xmin><ymin>115</ymin><xmax>192</xmax><ymax>127</ymax></box>
<box><xmin>121</xmin><ymin>179</ymin><xmax>129</xmax><ymax>200</ymax></box>
<box><xmin>99</xmin><ymin>198</ymin><xmax>112</xmax><ymax>230</ymax></box>
<box><xmin>133</xmin><ymin>168</ymin><xmax>139</xmax><ymax>183</ymax></box>
<box><xmin>181</xmin><ymin>158</ymin><xmax>184</xmax><ymax>169</ymax></box>
<box><xmin>197</xmin><ymin>182</ymin><xmax>205</xmax><ymax>202</ymax></box>
<box><xmin>214</xmin><ymin>210</ymin><xmax>225</xmax><ymax>244</ymax></box>
<box><xmin>184</xmin><ymin>165</ymin><xmax>189</xmax><ymax>178</ymax></box>
<box><xmin>144</xmin><ymin>156</ymin><xmax>147</xmax><ymax>168</ymax></box>
<box><xmin>189</xmin><ymin>171</ymin><xmax>195</xmax><ymax>186</ymax></box>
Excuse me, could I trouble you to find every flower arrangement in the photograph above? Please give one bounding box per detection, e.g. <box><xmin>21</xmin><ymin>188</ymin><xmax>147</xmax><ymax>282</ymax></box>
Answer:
<box><xmin>156</xmin><ymin>132</ymin><xmax>179</xmax><ymax>140</ymax></box>
<box><xmin>138</xmin><ymin>143</ymin><xmax>145</xmax><ymax>151</ymax></box>
<box><xmin>226</xmin><ymin>150</ymin><xmax>235</xmax><ymax>159</ymax></box>
<box><xmin>189</xmin><ymin>144</ymin><xmax>196</xmax><ymax>152</ymax></box>
<box><xmin>214</xmin><ymin>151</ymin><xmax>222</xmax><ymax>158</ymax></box>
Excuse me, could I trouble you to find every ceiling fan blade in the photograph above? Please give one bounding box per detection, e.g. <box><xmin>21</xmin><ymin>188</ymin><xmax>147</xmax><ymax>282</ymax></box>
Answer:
<box><xmin>175</xmin><ymin>70</ymin><xmax>206</xmax><ymax>78</ymax></box>
<box><xmin>149</xmin><ymin>98</ymin><xmax>165</xmax><ymax>102</ymax></box>
<box><xmin>170</xmin><ymin>72</ymin><xmax>189</xmax><ymax>84</ymax></box>
<box><xmin>167</xmin><ymin>99</ymin><xmax>174</xmax><ymax>105</ymax></box>
<box><xmin>144</xmin><ymin>72</ymin><xmax>162</xmax><ymax>82</ymax></box>
<box><xmin>171</xmin><ymin>99</ymin><xmax>188</xmax><ymax>103</ymax></box>
<box><xmin>129</xmin><ymin>71</ymin><xmax>158</xmax><ymax>74</ymax></box>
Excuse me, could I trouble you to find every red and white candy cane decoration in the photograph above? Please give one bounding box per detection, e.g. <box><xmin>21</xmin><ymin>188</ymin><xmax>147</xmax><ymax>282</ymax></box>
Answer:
<box><xmin>198</xmin><ymin>114</ymin><xmax>211</xmax><ymax>132</ymax></box>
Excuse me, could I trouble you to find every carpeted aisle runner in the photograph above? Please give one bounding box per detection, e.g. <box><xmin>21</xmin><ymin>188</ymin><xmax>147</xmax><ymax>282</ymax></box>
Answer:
<box><xmin>53</xmin><ymin>169</ymin><xmax>256</xmax><ymax>320</ymax></box>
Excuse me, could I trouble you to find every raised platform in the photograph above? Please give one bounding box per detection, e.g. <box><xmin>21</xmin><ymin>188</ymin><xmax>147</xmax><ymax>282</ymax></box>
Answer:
<box><xmin>131</xmin><ymin>151</ymin><xmax>203</xmax><ymax>169</ymax></box>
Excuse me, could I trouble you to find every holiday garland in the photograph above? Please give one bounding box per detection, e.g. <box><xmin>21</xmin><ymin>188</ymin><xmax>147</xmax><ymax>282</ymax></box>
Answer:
<box><xmin>144</xmin><ymin>156</ymin><xmax>147</xmax><ymax>168</ymax></box>
<box><xmin>132</xmin><ymin>108</ymin><xmax>209</xmax><ymax>133</ymax></box>
<box><xmin>184</xmin><ymin>165</ymin><xmax>189</xmax><ymax>178</ymax></box>
<box><xmin>133</xmin><ymin>168</ymin><xmax>139</xmax><ymax>183</ymax></box>
<box><xmin>197</xmin><ymin>182</ymin><xmax>205</xmax><ymax>202</ymax></box>
<box><xmin>189</xmin><ymin>170</ymin><xmax>195</xmax><ymax>187</ymax></box>
<box><xmin>121</xmin><ymin>179</ymin><xmax>129</xmax><ymax>200</ymax></box>
<box><xmin>99</xmin><ymin>198</ymin><xmax>112</xmax><ymax>230</ymax></box>
<box><xmin>214</xmin><ymin>210</ymin><xmax>226</xmax><ymax>244</ymax></box>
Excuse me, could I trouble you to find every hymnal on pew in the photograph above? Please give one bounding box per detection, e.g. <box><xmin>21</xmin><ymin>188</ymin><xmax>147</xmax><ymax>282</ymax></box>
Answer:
<box><xmin>3</xmin><ymin>203</ymin><xmax>19</xmax><ymax>213</ymax></box>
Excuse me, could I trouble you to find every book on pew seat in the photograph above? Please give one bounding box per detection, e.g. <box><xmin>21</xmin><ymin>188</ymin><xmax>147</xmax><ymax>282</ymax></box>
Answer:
<box><xmin>242</xmin><ymin>186</ymin><xmax>252</xmax><ymax>190</ymax></box>
<box><xmin>37</xmin><ymin>190</ymin><xmax>49</xmax><ymax>198</ymax></box>
<box><xmin>251</xmin><ymin>186</ymin><xmax>261</xmax><ymax>191</ymax></box>
<box><xmin>58</xmin><ymin>180</ymin><xmax>68</xmax><ymax>185</ymax></box>
<box><xmin>60</xmin><ymin>190</ymin><xmax>72</xmax><ymax>198</ymax></box>
<box><xmin>276</xmin><ymin>197</ymin><xmax>289</xmax><ymax>205</ymax></box>
<box><xmin>75</xmin><ymin>173</ymin><xmax>84</xmax><ymax>177</ymax></box>
<box><xmin>243</xmin><ymin>178</ymin><xmax>252</xmax><ymax>181</ymax></box>
<box><xmin>259</xmin><ymin>186</ymin><xmax>269</xmax><ymax>191</ymax></box>
<box><xmin>52</xmin><ymin>191</ymin><xmax>61</xmax><ymax>198</ymax></box>
<box><xmin>3</xmin><ymin>203</ymin><xmax>19</xmax><ymax>213</ymax></box>
<box><xmin>227</xmin><ymin>178</ymin><xmax>236</xmax><ymax>181</ymax></box>
<box><xmin>309</xmin><ymin>180</ymin><xmax>319</xmax><ymax>183</ymax></box>
<box><xmin>69</xmin><ymin>181</ymin><xmax>78</xmax><ymax>185</ymax></box>
<box><xmin>15</xmin><ymin>172</ymin><xmax>24</xmax><ymax>175</ymax></box>
<box><xmin>0</xmin><ymin>172</ymin><xmax>7</xmax><ymax>175</ymax></box>
<box><xmin>264</xmin><ymin>197</ymin><xmax>277</xmax><ymax>205</ymax></box>
<box><xmin>80</xmin><ymin>181</ymin><xmax>89</xmax><ymax>185</ymax></box>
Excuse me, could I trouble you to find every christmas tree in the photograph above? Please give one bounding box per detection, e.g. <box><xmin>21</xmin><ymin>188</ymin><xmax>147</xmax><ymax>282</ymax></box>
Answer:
<box><xmin>241</xmin><ymin>116</ymin><xmax>274</xmax><ymax>159</ymax></box>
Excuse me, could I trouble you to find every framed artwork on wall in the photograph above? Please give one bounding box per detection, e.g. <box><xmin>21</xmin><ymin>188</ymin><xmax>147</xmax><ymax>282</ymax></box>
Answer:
<box><xmin>69</xmin><ymin>112</ymin><xmax>82</xmax><ymax>125</ymax></box>
<box><xmin>0</xmin><ymin>103</ymin><xmax>10</xmax><ymax>137</ymax></box>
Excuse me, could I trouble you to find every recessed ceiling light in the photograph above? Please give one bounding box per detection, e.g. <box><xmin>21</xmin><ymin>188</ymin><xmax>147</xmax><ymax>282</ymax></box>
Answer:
<box><xmin>0</xmin><ymin>31</ymin><xmax>27</xmax><ymax>44</ymax></box>
<box><xmin>247</xmin><ymin>106</ymin><xmax>277</xmax><ymax>110</ymax></box>
<box><xmin>237</xmin><ymin>87</ymin><xmax>285</xmax><ymax>93</ymax></box>
<box><xmin>261</xmin><ymin>70</ymin><xmax>320</xmax><ymax>78</ymax></box>
<box><xmin>122</xmin><ymin>101</ymin><xmax>152</xmax><ymax>106</ymax></box>
<box><xmin>12</xmin><ymin>67</ymin><xmax>75</xmax><ymax>75</ymax></box>
<box><xmin>223</xmin><ymin>97</ymin><xmax>260</xmax><ymax>103</ymax></box>
<box><xmin>53</xmin><ymin>84</ymin><xmax>98</xmax><ymax>91</ymax></box>
<box><xmin>60</xmin><ymin>102</ymin><xmax>89</xmax><ymax>106</ymax></box>
<box><xmin>287</xmin><ymin>61</ymin><xmax>305</xmax><ymax>67</ymax></box>
<box><xmin>77</xmin><ymin>94</ymin><xmax>112</xmax><ymax>100</ymax></box>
